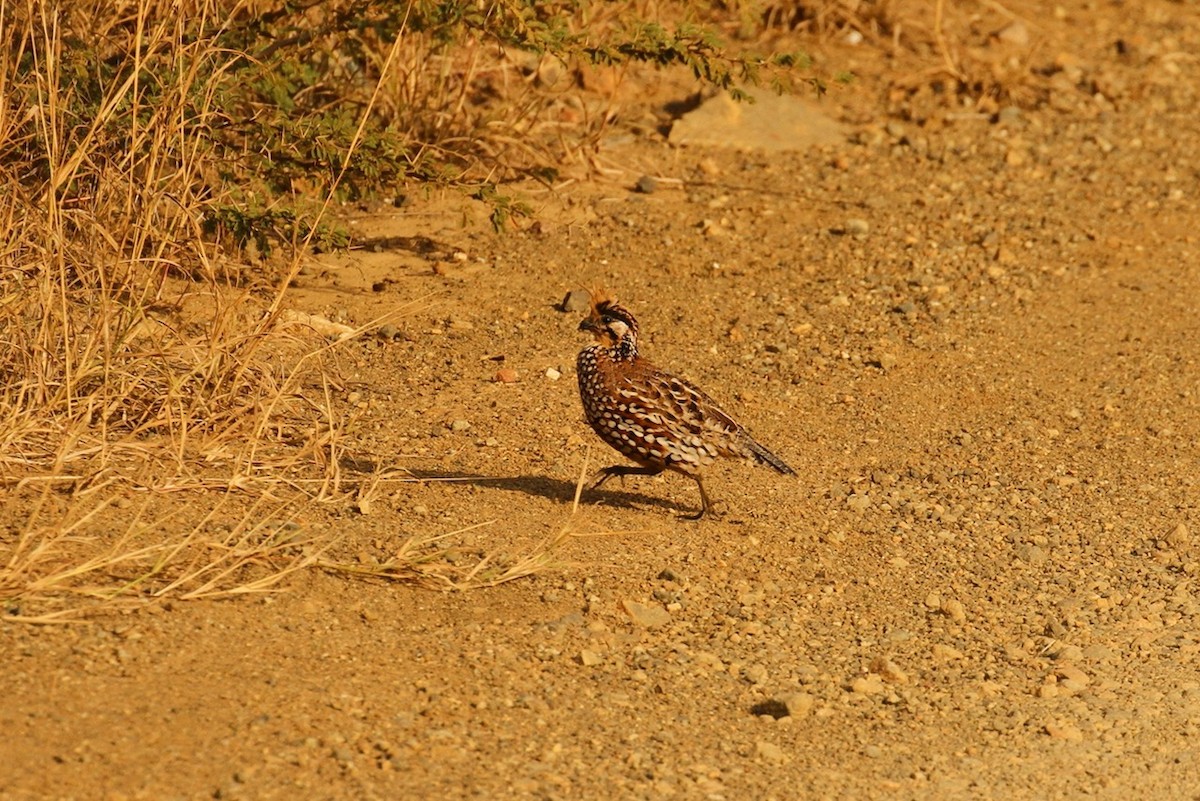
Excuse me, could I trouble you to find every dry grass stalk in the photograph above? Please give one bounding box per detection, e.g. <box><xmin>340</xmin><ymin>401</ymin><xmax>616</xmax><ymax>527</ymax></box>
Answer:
<box><xmin>316</xmin><ymin>450</ymin><xmax>644</xmax><ymax>590</ymax></box>
<box><xmin>317</xmin><ymin>517</ymin><xmax>584</xmax><ymax>591</ymax></box>
<box><xmin>1</xmin><ymin>487</ymin><xmax>336</xmax><ymax>622</ymax></box>
<box><xmin>0</xmin><ymin>1</ymin><xmax>397</xmax><ymax>619</ymax></box>
<box><xmin>7</xmin><ymin>0</ymin><xmax>777</xmax><ymax>619</ymax></box>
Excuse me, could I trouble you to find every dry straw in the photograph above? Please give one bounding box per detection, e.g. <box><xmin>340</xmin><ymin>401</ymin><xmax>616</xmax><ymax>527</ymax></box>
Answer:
<box><xmin>0</xmin><ymin>1</ymin><xmax>407</xmax><ymax>619</ymax></box>
<box><xmin>0</xmin><ymin>0</ymin><xmax>614</xmax><ymax>620</ymax></box>
<box><xmin>3</xmin><ymin>0</ymin><xmax>849</xmax><ymax>619</ymax></box>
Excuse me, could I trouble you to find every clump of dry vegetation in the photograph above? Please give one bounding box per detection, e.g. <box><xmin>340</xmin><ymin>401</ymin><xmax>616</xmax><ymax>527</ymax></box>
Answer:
<box><xmin>0</xmin><ymin>2</ymin><xmax>363</xmax><ymax>620</ymax></box>
<box><xmin>0</xmin><ymin>0</ymin><xmax>815</xmax><ymax>619</ymax></box>
<box><xmin>2</xmin><ymin>0</ymin><xmax>1064</xmax><ymax>619</ymax></box>
<box><xmin>749</xmin><ymin>0</ymin><xmax>1067</xmax><ymax>117</ymax></box>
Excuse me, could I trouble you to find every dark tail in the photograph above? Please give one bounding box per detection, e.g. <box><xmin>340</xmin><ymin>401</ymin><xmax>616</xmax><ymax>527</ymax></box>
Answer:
<box><xmin>745</xmin><ymin>436</ymin><xmax>796</xmax><ymax>475</ymax></box>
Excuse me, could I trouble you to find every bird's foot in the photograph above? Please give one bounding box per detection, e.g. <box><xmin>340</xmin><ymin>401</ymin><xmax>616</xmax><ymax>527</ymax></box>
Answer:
<box><xmin>679</xmin><ymin>501</ymin><xmax>724</xmax><ymax>521</ymax></box>
<box><xmin>586</xmin><ymin>466</ymin><xmax>624</xmax><ymax>492</ymax></box>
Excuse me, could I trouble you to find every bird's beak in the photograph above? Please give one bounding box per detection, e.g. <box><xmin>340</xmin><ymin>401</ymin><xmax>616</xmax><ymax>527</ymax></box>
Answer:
<box><xmin>578</xmin><ymin>318</ymin><xmax>600</xmax><ymax>333</ymax></box>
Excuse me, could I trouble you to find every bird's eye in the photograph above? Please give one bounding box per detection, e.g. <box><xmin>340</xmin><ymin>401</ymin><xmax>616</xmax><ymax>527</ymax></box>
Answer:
<box><xmin>601</xmin><ymin>314</ymin><xmax>615</xmax><ymax>324</ymax></box>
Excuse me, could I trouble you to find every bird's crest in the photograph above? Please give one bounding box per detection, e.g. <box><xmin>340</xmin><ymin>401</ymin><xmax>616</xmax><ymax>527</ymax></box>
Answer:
<box><xmin>587</xmin><ymin>285</ymin><xmax>615</xmax><ymax>314</ymax></box>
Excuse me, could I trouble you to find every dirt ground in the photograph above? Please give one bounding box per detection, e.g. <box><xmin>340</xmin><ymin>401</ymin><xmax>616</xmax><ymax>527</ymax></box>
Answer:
<box><xmin>5</xmin><ymin>2</ymin><xmax>1200</xmax><ymax>799</ymax></box>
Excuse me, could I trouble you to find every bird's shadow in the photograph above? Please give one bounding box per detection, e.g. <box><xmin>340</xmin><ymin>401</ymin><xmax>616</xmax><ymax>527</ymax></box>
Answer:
<box><xmin>340</xmin><ymin>457</ymin><xmax>685</xmax><ymax>514</ymax></box>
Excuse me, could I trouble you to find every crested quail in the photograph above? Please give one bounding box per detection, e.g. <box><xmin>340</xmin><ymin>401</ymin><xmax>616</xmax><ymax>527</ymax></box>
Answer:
<box><xmin>576</xmin><ymin>289</ymin><xmax>795</xmax><ymax>519</ymax></box>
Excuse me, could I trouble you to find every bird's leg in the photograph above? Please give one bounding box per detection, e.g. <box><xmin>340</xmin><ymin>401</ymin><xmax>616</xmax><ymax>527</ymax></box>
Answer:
<box><xmin>588</xmin><ymin>464</ymin><xmax>663</xmax><ymax>492</ymax></box>
<box><xmin>681</xmin><ymin>476</ymin><xmax>714</xmax><ymax>521</ymax></box>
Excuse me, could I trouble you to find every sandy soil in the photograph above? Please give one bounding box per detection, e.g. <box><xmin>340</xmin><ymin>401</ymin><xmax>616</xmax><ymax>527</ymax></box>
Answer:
<box><xmin>5</xmin><ymin>2</ymin><xmax>1200</xmax><ymax>799</ymax></box>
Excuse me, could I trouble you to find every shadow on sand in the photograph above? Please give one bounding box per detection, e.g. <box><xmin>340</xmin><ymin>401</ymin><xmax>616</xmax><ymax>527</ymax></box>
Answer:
<box><xmin>338</xmin><ymin>458</ymin><xmax>685</xmax><ymax>515</ymax></box>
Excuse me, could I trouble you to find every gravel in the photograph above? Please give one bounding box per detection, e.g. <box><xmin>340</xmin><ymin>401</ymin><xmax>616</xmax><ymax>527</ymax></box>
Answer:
<box><xmin>9</xmin><ymin>7</ymin><xmax>1200</xmax><ymax>800</ymax></box>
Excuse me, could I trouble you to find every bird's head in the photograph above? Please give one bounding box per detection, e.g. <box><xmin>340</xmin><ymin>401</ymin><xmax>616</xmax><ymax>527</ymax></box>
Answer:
<box><xmin>578</xmin><ymin>287</ymin><xmax>639</xmax><ymax>349</ymax></box>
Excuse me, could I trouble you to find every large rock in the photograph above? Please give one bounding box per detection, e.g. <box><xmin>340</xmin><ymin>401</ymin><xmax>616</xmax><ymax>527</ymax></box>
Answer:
<box><xmin>669</xmin><ymin>88</ymin><xmax>846</xmax><ymax>151</ymax></box>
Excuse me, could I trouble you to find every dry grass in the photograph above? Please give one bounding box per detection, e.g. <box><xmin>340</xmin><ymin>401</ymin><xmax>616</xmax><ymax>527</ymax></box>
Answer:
<box><xmin>0</xmin><ymin>0</ymin><xmax>610</xmax><ymax>618</ymax></box>
<box><xmin>749</xmin><ymin>0</ymin><xmax>1056</xmax><ymax>113</ymax></box>
<box><xmin>2</xmin><ymin>489</ymin><xmax>332</xmax><ymax>623</ymax></box>
<box><xmin>0</xmin><ymin>0</ymin><xmax>826</xmax><ymax>620</ymax></box>
<box><xmin>0</xmin><ymin>0</ymin><xmax>401</xmax><ymax>619</ymax></box>
<box><xmin>316</xmin><ymin>451</ymin><xmax>621</xmax><ymax>590</ymax></box>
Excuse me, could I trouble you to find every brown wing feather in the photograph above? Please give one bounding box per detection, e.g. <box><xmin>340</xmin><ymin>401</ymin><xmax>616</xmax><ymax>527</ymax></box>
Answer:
<box><xmin>615</xmin><ymin>359</ymin><xmax>753</xmax><ymax>459</ymax></box>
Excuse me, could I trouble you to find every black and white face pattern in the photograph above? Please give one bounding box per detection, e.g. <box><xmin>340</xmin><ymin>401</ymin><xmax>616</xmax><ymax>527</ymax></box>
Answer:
<box><xmin>602</xmin><ymin>314</ymin><xmax>632</xmax><ymax>342</ymax></box>
<box><xmin>580</xmin><ymin>300</ymin><xmax>639</xmax><ymax>354</ymax></box>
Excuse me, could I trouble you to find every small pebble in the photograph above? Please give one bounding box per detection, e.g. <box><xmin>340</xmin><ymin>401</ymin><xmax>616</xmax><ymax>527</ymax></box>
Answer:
<box><xmin>1044</xmin><ymin>722</ymin><xmax>1084</xmax><ymax>742</ymax></box>
<box><xmin>1054</xmin><ymin>644</ymin><xmax>1084</xmax><ymax>662</ymax></box>
<box><xmin>545</xmin><ymin>367</ymin><xmax>562</xmax><ymax>381</ymax></box>
<box><xmin>845</xmin><ymin>218</ymin><xmax>870</xmax><ymax>238</ymax></box>
<box><xmin>932</xmin><ymin>643</ymin><xmax>963</xmax><ymax>661</ymax></box>
<box><xmin>561</xmin><ymin>290</ymin><xmax>591</xmax><ymax>313</ymax></box>
<box><xmin>635</xmin><ymin>175</ymin><xmax>659</xmax><ymax>194</ymax></box>
<box><xmin>850</xmin><ymin>675</ymin><xmax>885</xmax><ymax>695</ymax></box>
<box><xmin>847</xmin><ymin>493</ymin><xmax>871</xmax><ymax>512</ymax></box>
<box><xmin>494</xmin><ymin>368</ymin><xmax>519</xmax><ymax>383</ymax></box>
<box><xmin>1166</xmin><ymin>522</ymin><xmax>1191</xmax><ymax>547</ymax></box>
<box><xmin>1055</xmin><ymin>664</ymin><xmax>1091</xmax><ymax>693</ymax></box>
<box><xmin>579</xmin><ymin>650</ymin><xmax>603</xmax><ymax>667</ymax></box>
<box><xmin>450</xmin><ymin>419</ymin><xmax>471</xmax><ymax>432</ymax></box>
<box><xmin>941</xmin><ymin>599</ymin><xmax>967</xmax><ymax>623</ymax></box>
<box><xmin>622</xmin><ymin>600</ymin><xmax>671</xmax><ymax>629</ymax></box>
<box><xmin>996</xmin><ymin>20</ymin><xmax>1029</xmax><ymax>47</ymax></box>
<box><xmin>377</xmin><ymin>323</ymin><xmax>401</xmax><ymax>340</ymax></box>
<box><xmin>743</xmin><ymin>664</ymin><xmax>769</xmax><ymax>685</ymax></box>
<box><xmin>1081</xmin><ymin>644</ymin><xmax>1115</xmax><ymax>662</ymax></box>
<box><xmin>869</xmin><ymin>656</ymin><xmax>909</xmax><ymax>684</ymax></box>
<box><xmin>755</xmin><ymin>741</ymin><xmax>789</xmax><ymax>765</ymax></box>
<box><xmin>784</xmin><ymin>693</ymin><xmax>814</xmax><ymax>717</ymax></box>
<box><xmin>1016</xmin><ymin>544</ymin><xmax>1048</xmax><ymax>565</ymax></box>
